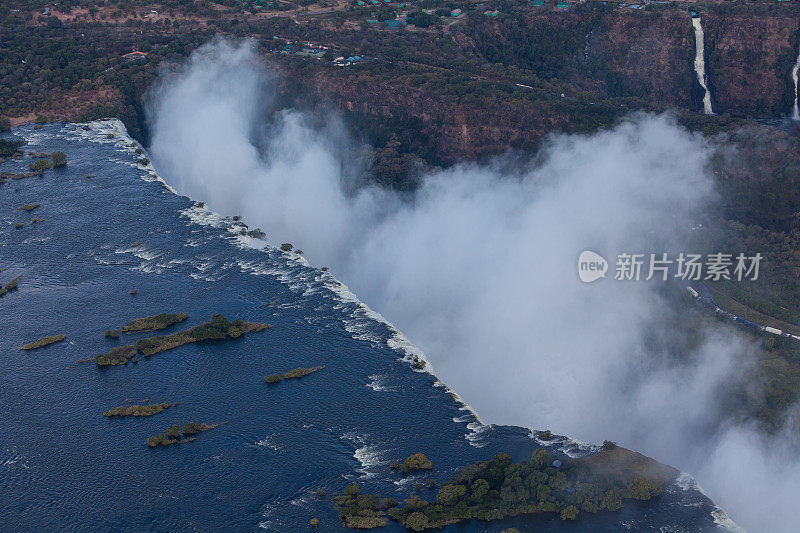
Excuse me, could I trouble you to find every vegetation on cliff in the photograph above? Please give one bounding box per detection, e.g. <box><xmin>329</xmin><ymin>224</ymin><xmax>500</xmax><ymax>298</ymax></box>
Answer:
<box><xmin>336</xmin><ymin>447</ymin><xmax>674</xmax><ymax>530</ymax></box>
<box><xmin>20</xmin><ymin>334</ymin><xmax>66</xmax><ymax>350</ymax></box>
<box><xmin>104</xmin><ymin>402</ymin><xmax>174</xmax><ymax>417</ymax></box>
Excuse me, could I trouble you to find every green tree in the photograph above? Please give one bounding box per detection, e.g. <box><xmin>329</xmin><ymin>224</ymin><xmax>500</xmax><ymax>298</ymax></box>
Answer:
<box><xmin>435</xmin><ymin>483</ymin><xmax>466</xmax><ymax>505</ymax></box>
<box><xmin>560</xmin><ymin>505</ymin><xmax>579</xmax><ymax>520</ymax></box>
<box><xmin>405</xmin><ymin>511</ymin><xmax>429</xmax><ymax>532</ymax></box>
<box><xmin>51</xmin><ymin>151</ymin><xmax>67</xmax><ymax>167</ymax></box>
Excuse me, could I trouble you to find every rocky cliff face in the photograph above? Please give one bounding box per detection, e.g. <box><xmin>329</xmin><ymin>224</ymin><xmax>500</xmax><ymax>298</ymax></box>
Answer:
<box><xmin>276</xmin><ymin>65</ymin><xmax>578</xmax><ymax>163</ymax></box>
<box><xmin>274</xmin><ymin>4</ymin><xmax>800</xmax><ymax>164</ymax></box>
<box><xmin>704</xmin><ymin>12</ymin><xmax>799</xmax><ymax>116</ymax></box>
<box><xmin>586</xmin><ymin>10</ymin><xmax>695</xmax><ymax>107</ymax></box>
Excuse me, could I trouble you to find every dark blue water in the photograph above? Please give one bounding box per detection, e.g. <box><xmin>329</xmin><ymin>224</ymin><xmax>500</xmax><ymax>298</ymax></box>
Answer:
<box><xmin>0</xmin><ymin>121</ymin><xmax>730</xmax><ymax>532</ymax></box>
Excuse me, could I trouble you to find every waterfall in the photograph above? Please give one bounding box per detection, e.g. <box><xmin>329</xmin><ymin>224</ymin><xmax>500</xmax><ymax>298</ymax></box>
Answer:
<box><xmin>792</xmin><ymin>44</ymin><xmax>800</xmax><ymax>120</ymax></box>
<box><xmin>692</xmin><ymin>16</ymin><xmax>714</xmax><ymax>115</ymax></box>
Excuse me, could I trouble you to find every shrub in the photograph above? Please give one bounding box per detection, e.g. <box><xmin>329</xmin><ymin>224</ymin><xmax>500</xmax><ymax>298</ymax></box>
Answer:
<box><xmin>560</xmin><ymin>505</ymin><xmax>579</xmax><ymax>520</ymax></box>
<box><xmin>316</xmin><ymin>488</ymin><xmax>326</xmax><ymax>498</ymax></box>
<box><xmin>28</xmin><ymin>158</ymin><xmax>52</xmax><ymax>172</ymax></box>
<box><xmin>96</xmin><ymin>345</ymin><xmax>137</xmax><ymax>366</ymax></box>
<box><xmin>105</xmin><ymin>330</ymin><xmax>120</xmax><ymax>338</ymax></box>
<box><xmin>280</xmin><ymin>243</ymin><xmax>293</xmax><ymax>252</ymax></box>
<box><xmin>435</xmin><ymin>483</ymin><xmax>466</xmax><ymax>505</ymax></box>
<box><xmin>265</xmin><ymin>374</ymin><xmax>282</xmax><ymax>384</ymax></box>
<box><xmin>530</xmin><ymin>448</ymin><xmax>551</xmax><ymax>468</ymax></box>
<box><xmin>182</xmin><ymin>422</ymin><xmax>213</xmax><ymax>436</ymax></box>
<box><xmin>166</xmin><ymin>425</ymin><xmax>181</xmax><ymax>439</ymax></box>
<box><xmin>405</xmin><ymin>511</ymin><xmax>429</xmax><ymax>531</ymax></box>
<box><xmin>19</xmin><ymin>203</ymin><xmax>39</xmax><ymax>211</ymax></box>
<box><xmin>51</xmin><ymin>151</ymin><xmax>67</xmax><ymax>167</ymax></box>
<box><xmin>625</xmin><ymin>477</ymin><xmax>662</xmax><ymax>500</ymax></box>
<box><xmin>401</xmin><ymin>453</ymin><xmax>433</xmax><ymax>474</ymax></box>
<box><xmin>0</xmin><ymin>139</ymin><xmax>23</xmax><ymax>156</ymax></box>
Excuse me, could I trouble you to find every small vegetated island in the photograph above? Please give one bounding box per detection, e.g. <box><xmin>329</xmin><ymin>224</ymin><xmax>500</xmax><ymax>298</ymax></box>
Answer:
<box><xmin>0</xmin><ymin>276</ymin><xmax>20</xmax><ymax>298</ymax></box>
<box><xmin>104</xmin><ymin>402</ymin><xmax>176</xmax><ymax>417</ymax></box>
<box><xmin>105</xmin><ymin>312</ymin><xmax>189</xmax><ymax>337</ymax></box>
<box><xmin>20</xmin><ymin>334</ymin><xmax>66</xmax><ymax>350</ymax></box>
<box><xmin>120</xmin><ymin>312</ymin><xmax>189</xmax><ymax>333</ymax></box>
<box><xmin>27</xmin><ymin>151</ymin><xmax>67</xmax><ymax>173</ymax></box>
<box><xmin>335</xmin><ymin>445</ymin><xmax>673</xmax><ymax>530</ymax></box>
<box><xmin>265</xmin><ymin>366</ymin><xmax>324</xmax><ymax>384</ymax></box>
<box><xmin>94</xmin><ymin>314</ymin><xmax>268</xmax><ymax>366</ymax></box>
<box><xmin>147</xmin><ymin>421</ymin><xmax>215</xmax><ymax>448</ymax></box>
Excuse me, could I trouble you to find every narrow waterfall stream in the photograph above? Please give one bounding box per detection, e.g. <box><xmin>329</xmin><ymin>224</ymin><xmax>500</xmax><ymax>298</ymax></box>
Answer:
<box><xmin>792</xmin><ymin>44</ymin><xmax>800</xmax><ymax>120</ymax></box>
<box><xmin>692</xmin><ymin>15</ymin><xmax>714</xmax><ymax>115</ymax></box>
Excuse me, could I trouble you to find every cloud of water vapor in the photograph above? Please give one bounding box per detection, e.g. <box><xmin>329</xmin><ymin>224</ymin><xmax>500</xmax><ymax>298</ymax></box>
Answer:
<box><xmin>147</xmin><ymin>38</ymin><xmax>800</xmax><ymax>532</ymax></box>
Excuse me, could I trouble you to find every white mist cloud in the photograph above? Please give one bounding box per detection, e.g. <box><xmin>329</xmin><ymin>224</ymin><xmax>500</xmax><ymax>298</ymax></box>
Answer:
<box><xmin>146</xmin><ymin>39</ymin><xmax>800</xmax><ymax>532</ymax></box>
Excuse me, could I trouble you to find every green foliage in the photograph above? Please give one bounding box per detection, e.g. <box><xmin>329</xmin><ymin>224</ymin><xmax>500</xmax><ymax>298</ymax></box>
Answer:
<box><xmin>530</xmin><ymin>448</ymin><xmax>550</xmax><ymax>468</ymax></box>
<box><xmin>20</xmin><ymin>334</ymin><xmax>66</xmax><ymax>350</ymax></box>
<box><xmin>121</xmin><ymin>312</ymin><xmax>189</xmax><ymax>332</ymax></box>
<box><xmin>51</xmin><ymin>151</ymin><xmax>67</xmax><ymax>167</ymax></box>
<box><xmin>0</xmin><ymin>276</ymin><xmax>21</xmax><ymax>297</ymax></box>
<box><xmin>147</xmin><ymin>433</ymin><xmax>176</xmax><ymax>448</ymax></box>
<box><xmin>95</xmin><ymin>344</ymin><xmax>137</xmax><ymax>366</ymax></box>
<box><xmin>182</xmin><ymin>421</ymin><xmax>212</xmax><ymax>436</ymax></box>
<box><xmin>265</xmin><ymin>366</ymin><xmax>324</xmax><ymax>384</ymax></box>
<box><xmin>280</xmin><ymin>243</ymin><xmax>293</xmax><ymax>252</ymax></box>
<box><xmin>133</xmin><ymin>315</ymin><xmax>264</xmax><ymax>357</ymax></box>
<box><xmin>148</xmin><ymin>421</ymin><xmax>214</xmax><ymax>447</ymax></box>
<box><xmin>625</xmin><ymin>477</ymin><xmax>662</xmax><ymax>501</ymax></box>
<box><xmin>104</xmin><ymin>402</ymin><xmax>173</xmax><ymax>417</ymax></box>
<box><xmin>29</xmin><ymin>158</ymin><xmax>53</xmax><ymax>173</ymax></box>
<box><xmin>0</xmin><ymin>139</ymin><xmax>24</xmax><ymax>156</ymax></box>
<box><xmin>104</xmin><ymin>330</ymin><xmax>120</xmax><ymax>338</ymax></box>
<box><xmin>435</xmin><ymin>484</ymin><xmax>466</xmax><ymax>506</ymax></box>
<box><xmin>405</xmin><ymin>511</ymin><xmax>429</xmax><ymax>531</ymax></box>
<box><xmin>560</xmin><ymin>505</ymin><xmax>579</xmax><ymax>521</ymax></box>
<box><xmin>339</xmin><ymin>446</ymin><xmax>671</xmax><ymax>530</ymax></box>
<box><xmin>401</xmin><ymin>453</ymin><xmax>433</xmax><ymax>474</ymax></box>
